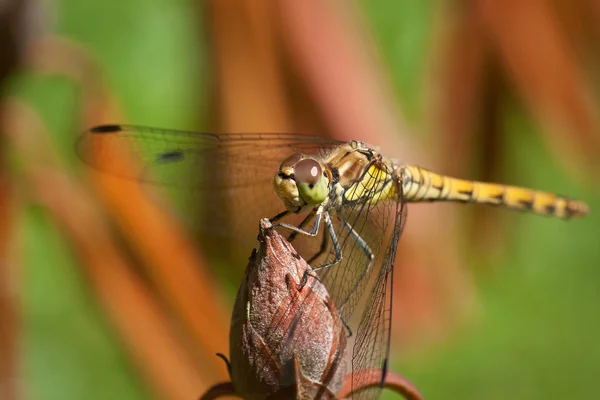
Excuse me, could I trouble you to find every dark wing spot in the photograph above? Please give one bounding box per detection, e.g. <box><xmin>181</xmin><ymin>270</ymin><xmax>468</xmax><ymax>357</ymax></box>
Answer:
<box><xmin>90</xmin><ymin>124</ymin><xmax>123</xmax><ymax>133</ymax></box>
<box><xmin>156</xmin><ymin>151</ymin><xmax>184</xmax><ymax>163</ymax></box>
<box><xmin>545</xmin><ymin>204</ymin><xmax>556</xmax><ymax>215</ymax></box>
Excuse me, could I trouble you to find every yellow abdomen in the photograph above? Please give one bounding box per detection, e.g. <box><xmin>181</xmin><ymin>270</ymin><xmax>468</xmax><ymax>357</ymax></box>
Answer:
<box><xmin>400</xmin><ymin>165</ymin><xmax>589</xmax><ymax>219</ymax></box>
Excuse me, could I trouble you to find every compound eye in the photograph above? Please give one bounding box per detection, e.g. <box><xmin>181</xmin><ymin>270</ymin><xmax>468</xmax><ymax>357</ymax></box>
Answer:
<box><xmin>280</xmin><ymin>153</ymin><xmax>303</xmax><ymax>169</ymax></box>
<box><xmin>294</xmin><ymin>159</ymin><xmax>322</xmax><ymax>186</ymax></box>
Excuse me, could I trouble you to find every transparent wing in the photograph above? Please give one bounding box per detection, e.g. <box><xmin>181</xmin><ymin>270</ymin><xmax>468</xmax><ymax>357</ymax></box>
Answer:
<box><xmin>352</xmin><ymin>196</ymin><xmax>406</xmax><ymax>400</ymax></box>
<box><xmin>78</xmin><ymin>124</ymin><xmax>406</xmax><ymax>397</ymax></box>
<box><xmin>287</xmin><ymin>158</ymin><xmax>406</xmax><ymax>399</ymax></box>
<box><xmin>76</xmin><ymin>124</ymin><xmax>344</xmax><ymax>244</ymax></box>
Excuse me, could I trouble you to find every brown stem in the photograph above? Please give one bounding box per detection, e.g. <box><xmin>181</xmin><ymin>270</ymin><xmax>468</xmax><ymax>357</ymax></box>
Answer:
<box><xmin>198</xmin><ymin>382</ymin><xmax>240</xmax><ymax>400</ymax></box>
<box><xmin>338</xmin><ymin>369</ymin><xmax>424</xmax><ymax>400</ymax></box>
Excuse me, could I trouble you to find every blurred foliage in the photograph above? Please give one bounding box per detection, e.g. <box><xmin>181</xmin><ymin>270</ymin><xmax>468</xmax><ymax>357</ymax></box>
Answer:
<box><xmin>395</xmin><ymin>101</ymin><xmax>600</xmax><ymax>399</ymax></box>
<box><xmin>16</xmin><ymin>1</ymin><xmax>208</xmax><ymax>399</ymax></box>
<box><xmin>361</xmin><ymin>0</ymin><xmax>436</xmax><ymax>124</ymax></box>
<box><xmin>3</xmin><ymin>0</ymin><xmax>599</xmax><ymax>399</ymax></box>
<box><xmin>21</xmin><ymin>208</ymin><xmax>149</xmax><ymax>400</ymax></box>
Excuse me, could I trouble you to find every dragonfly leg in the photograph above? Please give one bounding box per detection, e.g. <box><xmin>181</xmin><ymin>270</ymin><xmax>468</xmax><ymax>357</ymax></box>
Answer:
<box><xmin>307</xmin><ymin>228</ymin><xmax>330</xmax><ymax>264</ymax></box>
<box><xmin>336</xmin><ymin>217</ymin><xmax>374</xmax><ymax>313</ymax></box>
<box><xmin>278</xmin><ymin>209</ymin><xmax>330</xmax><ymax>264</ymax></box>
<box><xmin>270</xmin><ymin>210</ymin><xmax>291</xmax><ymax>223</ymax></box>
<box><xmin>313</xmin><ymin>213</ymin><xmax>355</xmax><ymax>337</ymax></box>
<box><xmin>285</xmin><ymin>212</ymin><xmax>354</xmax><ymax>337</ymax></box>
<box><xmin>273</xmin><ymin>208</ymin><xmax>324</xmax><ymax>287</ymax></box>
<box><xmin>341</xmin><ymin>316</ymin><xmax>353</xmax><ymax>338</ymax></box>
<box><xmin>309</xmin><ymin>213</ymin><xmax>342</xmax><ymax>274</ymax></box>
<box><xmin>285</xmin><ymin>212</ymin><xmax>339</xmax><ymax>289</ymax></box>
<box><xmin>273</xmin><ymin>208</ymin><xmax>322</xmax><ymax>237</ymax></box>
<box><xmin>286</xmin><ymin>209</ymin><xmax>317</xmax><ymax>243</ymax></box>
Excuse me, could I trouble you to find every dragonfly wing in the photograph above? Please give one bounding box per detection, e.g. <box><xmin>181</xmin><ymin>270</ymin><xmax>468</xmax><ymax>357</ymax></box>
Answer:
<box><xmin>78</xmin><ymin>124</ymin><xmax>407</xmax><ymax>397</ymax></box>
<box><xmin>76</xmin><ymin>124</ymin><xmax>343</xmax><ymax>241</ymax></box>
<box><xmin>284</xmin><ymin>158</ymin><xmax>406</xmax><ymax>398</ymax></box>
<box><xmin>351</xmin><ymin>196</ymin><xmax>406</xmax><ymax>399</ymax></box>
<box><xmin>76</xmin><ymin>124</ymin><xmax>342</xmax><ymax>186</ymax></box>
<box><xmin>286</xmin><ymin>160</ymin><xmax>396</xmax><ymax>317</ymax></box>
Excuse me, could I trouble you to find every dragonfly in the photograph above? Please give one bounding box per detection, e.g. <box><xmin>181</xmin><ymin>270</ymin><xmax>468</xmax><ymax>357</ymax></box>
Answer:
<box><xmin>77</xmin><ymin>124</ymin><xmax>589</xmax><ymax>399</ymax></box>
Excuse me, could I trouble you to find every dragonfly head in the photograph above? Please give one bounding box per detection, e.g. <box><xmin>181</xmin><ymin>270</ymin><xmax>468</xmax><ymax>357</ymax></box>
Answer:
<box><xmin>273</xmin><ymin>152</ymin><xmax>330</xmax><ymax>211</ymax></box>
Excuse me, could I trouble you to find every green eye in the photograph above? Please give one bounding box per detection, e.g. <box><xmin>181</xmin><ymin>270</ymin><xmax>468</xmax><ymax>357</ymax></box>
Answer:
<box><xmin>295</xmin><ymin>159</ymin><xmax>328</xmax><ymax>204</ymax></box>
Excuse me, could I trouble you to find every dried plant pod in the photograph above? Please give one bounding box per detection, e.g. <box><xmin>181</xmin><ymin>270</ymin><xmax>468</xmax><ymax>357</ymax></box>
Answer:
<box><xmin>200</xmin><ymin>218</ymin><xmax>424</xmax><ymax>400</ymax></box>
<box><xmin>229</xmin><ymin>219</ymin><xmax>348</xmax><ymax>399</ymax></box>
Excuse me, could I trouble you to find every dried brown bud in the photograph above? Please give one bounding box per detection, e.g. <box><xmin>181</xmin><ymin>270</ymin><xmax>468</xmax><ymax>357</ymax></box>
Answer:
<box><xmin>229</xmin><ymin>219</ymin><xmax>348</xmax><ymax>399</ymax></box>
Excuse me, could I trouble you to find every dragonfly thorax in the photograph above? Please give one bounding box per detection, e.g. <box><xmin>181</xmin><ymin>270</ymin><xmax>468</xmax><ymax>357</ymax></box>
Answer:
<box><xmin>273</xmin><ymin>152</ymin><xmax>331</xmax><ymax>212</ymax></box>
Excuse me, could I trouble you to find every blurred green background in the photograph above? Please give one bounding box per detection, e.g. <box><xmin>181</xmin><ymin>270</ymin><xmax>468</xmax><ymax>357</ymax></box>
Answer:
<box><xmin>9</xmin><ymin>0</ymin><xmax>600</xmax><ymax>399</ymax></box>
